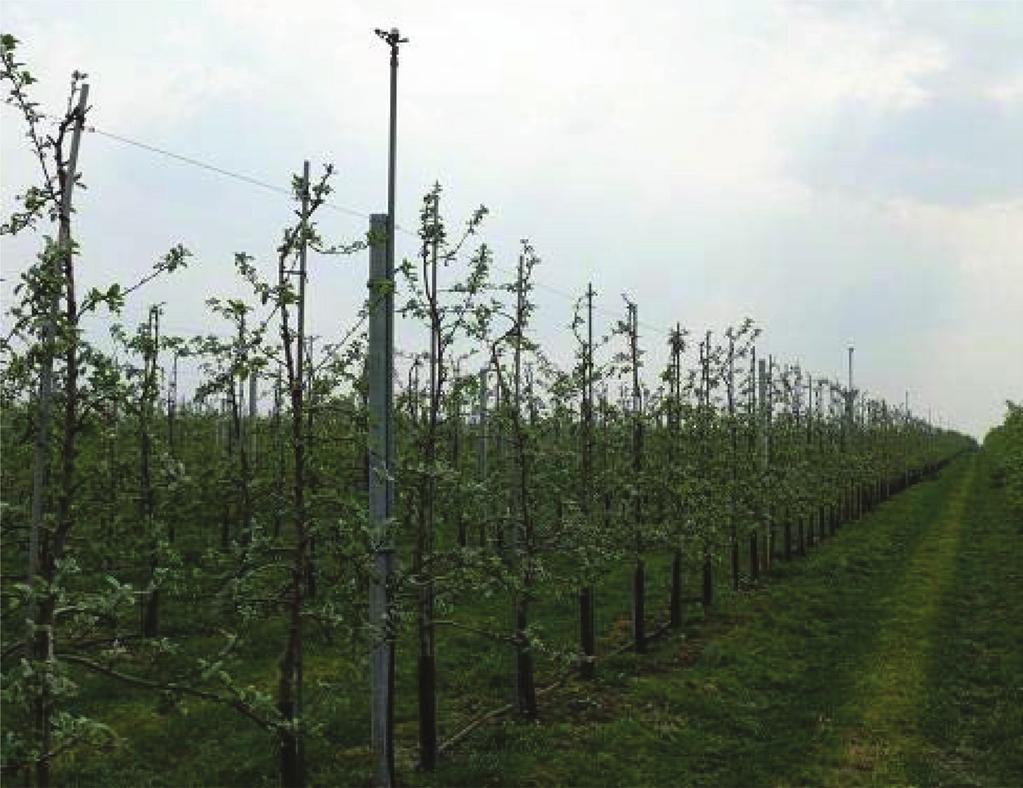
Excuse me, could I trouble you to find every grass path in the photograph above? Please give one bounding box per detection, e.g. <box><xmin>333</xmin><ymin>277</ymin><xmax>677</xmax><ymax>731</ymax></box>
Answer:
<box><xmin>910</xmin><ymin>450</ymin><xmax>1023</xmax><ymax>786</ymax></box>
<box><xmin>417</xmin><ymin>452</ymin><xmax>1023</xmax><ymax>786</ymax></box>
<box><xmin>825</xmin><ymin>459</ymin><xmax>974</xmax><ymax>784</ymax></box>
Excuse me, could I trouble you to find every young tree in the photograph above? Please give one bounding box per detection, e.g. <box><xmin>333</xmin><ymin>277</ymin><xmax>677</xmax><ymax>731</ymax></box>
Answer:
<box><xmin>397</xmin><ymin>183</ymin><xmax>490</xmax><ymax>766</ymax></box>
<box><xmin>1</xmin><ymin>38</ymin><xmax>195</xmax><ymax>782</ymax></box>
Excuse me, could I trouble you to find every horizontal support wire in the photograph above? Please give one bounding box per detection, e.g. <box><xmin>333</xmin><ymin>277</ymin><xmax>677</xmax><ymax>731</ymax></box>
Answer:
<box><xmin>2</xmin><ymin>104</ymin><xmax>677</xmax><ymax>339</ymax></box>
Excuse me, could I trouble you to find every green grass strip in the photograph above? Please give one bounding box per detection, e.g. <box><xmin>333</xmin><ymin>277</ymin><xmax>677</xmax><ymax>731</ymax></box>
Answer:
<box><xmin>416</xmin><ymin>454</ymin><xmax>1021</xmax><ymax>787</ymax></box>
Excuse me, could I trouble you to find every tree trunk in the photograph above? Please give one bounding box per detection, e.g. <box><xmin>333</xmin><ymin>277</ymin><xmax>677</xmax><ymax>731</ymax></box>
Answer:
<box><xmin>633</xmin><ymin>558</ymin><xmax>646</xmax><ymax>652</ymax></box>
<box><xmin>515</xmin><ymin>596</ymin><xmax>537</xmax><ymax>717</ymax></box>
<box><xmin>278</xmin><ymin>565</ymin><xmax>303</xmax><ymax>788</ymax></box>
<box><xmin>416</xmin><ymin>576</ymin><xmax>437</xmax><ymax>768</ymax></box>
<box><xmin>669</xmin><ymin>548</ymin><xmax>683</xmax><ymax>628</ymax></box>
<box><xmin>702</xmin><ymin>553</ymin><xmax>713</xmax><ymax>609</ymax></box>
<box><xmin>579</xmin><ymin>586</ymin><xmax>596</xmax><ymax>678</ymax></box>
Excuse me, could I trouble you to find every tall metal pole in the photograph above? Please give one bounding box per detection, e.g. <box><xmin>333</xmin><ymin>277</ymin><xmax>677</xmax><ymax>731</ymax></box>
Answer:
<box><xmin>369</xmin><ymin>26</ymin><xmax>405</xmax><ymax>788</ymax></box>
<box><xmin>376</xmin><ymin>27</ymin><xmax>408</xmax><ymax>312</ymax></box>
<box><xmin>758</xmin><ymin>358</ymin><xmax>768</xmax><ymax>471</ymax></box>
<box><xmin>846</xmin><ymin>345</ymin><xmax>856</xmax><ymax>519</ymax></box>
<box><xmin>168</xmin><ymin>352</ymin><xmax>179</xmax><ymax>457</ymax></box>
<box><xmin>847</xmin><ymin>345</ymin><xmax>855</xmax><ymax>424</ymax></box>
<box><xmin>476</xmin><ymin>366</ymin><xmax>488</xmax><ymax>546</ymax></box>
<box><xmin>580</xmin><ymin>282</ymin><xmax>596</xmax><ymax>675</ymax></box>
<box><xmin>727</xmin><ymin>332</ymin><xmax>739</xmax><ymax>589</ymax></box>
<box><xmin>628</xmin><ymin>302</ymin><xmax>645</xmax><ymax>651</ymax></box>
<box><xmin>297</xmin><ymin>160</ymin><xmax>310</xmax><ymax>406</ymax></box>
<box><xmin>367</xmin><ymin>214</ymin><xmax>395</xmax><ymax>787</ymax></box>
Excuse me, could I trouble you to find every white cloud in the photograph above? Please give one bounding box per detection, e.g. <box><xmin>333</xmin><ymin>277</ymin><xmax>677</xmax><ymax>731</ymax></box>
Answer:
<box><xmin>200</xmin><ymin>1</ymin><xmax>950</xmax><ymax>200</ymax></box>
<box><xmin>987</xmin><ymin>70</ymin><xmax>1023</xmax><ymax>106</ymax></box>
<box><xmin>1</xmin><ymin>0</ymin><xmax>1019</xmax><ymax>438</ymax></box>
<box><xmin>1</xmin><ymin>4</ymin><xmax>257</xmax><ymax>132</ymax></box>
<box><xmin>882</xmin><ymin>198</ymin><xmax>1023</xmax><ymax>436</ymax></box>
<box><xmin>886</xmin><ymin>198</ymin><xmax>1023</xmax><ymax>277</ymax></box>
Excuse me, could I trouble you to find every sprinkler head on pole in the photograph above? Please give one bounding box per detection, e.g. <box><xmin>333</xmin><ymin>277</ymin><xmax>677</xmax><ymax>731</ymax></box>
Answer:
<box><xmin>375</xmin><ymin>27</ymin><xmax>409</xmax><ymax>50</ymax></box>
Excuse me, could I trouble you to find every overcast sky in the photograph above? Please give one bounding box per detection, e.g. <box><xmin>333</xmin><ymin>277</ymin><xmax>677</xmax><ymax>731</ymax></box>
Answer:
<box><xmin>1</xmin><ymin>1</ymin><xmax>1021</xmax><ymax>438</ymax></box>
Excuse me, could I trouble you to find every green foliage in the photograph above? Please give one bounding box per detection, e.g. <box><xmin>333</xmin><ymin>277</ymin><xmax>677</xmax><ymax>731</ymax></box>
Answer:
<box><xmin>984</xmin><ymin>401</ymin><xmax>1023</xmax><ymax>527</ymax></box>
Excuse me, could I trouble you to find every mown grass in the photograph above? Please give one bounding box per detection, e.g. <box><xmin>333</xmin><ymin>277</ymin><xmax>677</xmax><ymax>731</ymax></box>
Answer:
<box><xmin>54</xmin><ymin>450</ymin><xmax>1022</xmax><ymax>786</ymax></box>
<box><xmin>907</xmin><ymin>448</ymin><xmax>1023</xmax><ymax>786</ymax></box>
<box><xmin>57</xmin><ymin>529</ymin><xmax>687</xmax><ymax>785</ymax></box>
<box><xmin>410</xmin><ymin>452</ymin><xmax>1021</xmax><ymax>787</ymax></box>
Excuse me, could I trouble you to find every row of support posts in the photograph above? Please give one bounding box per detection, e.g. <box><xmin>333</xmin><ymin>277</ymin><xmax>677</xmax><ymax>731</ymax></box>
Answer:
<box><xmin>359</xmin><ymin>26</ymin><xmax>906</xmax><ymax>784</ymax></box>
